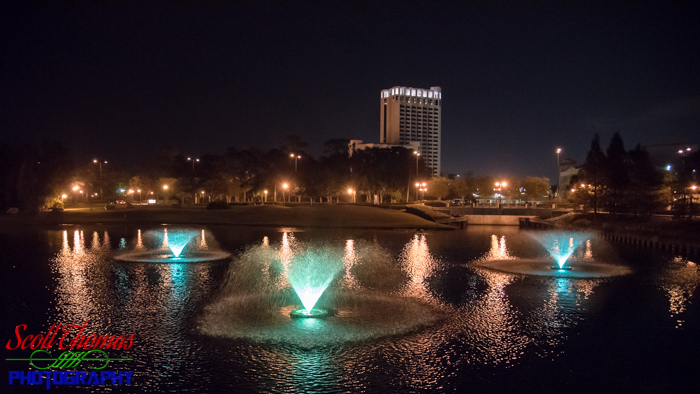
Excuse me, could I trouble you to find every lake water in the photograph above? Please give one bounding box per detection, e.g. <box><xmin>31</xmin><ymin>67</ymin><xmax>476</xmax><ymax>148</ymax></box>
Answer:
<box><xmin>1</xmin><ymin>225</ymin><xmax>698</xmax><ymax>393</ymax></box>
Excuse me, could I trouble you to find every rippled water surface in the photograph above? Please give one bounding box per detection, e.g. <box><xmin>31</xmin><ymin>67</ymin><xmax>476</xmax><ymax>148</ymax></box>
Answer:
<box><xmin>2</xmin><ymin>225</ymin><xmax>698</xmax><ymax>392</ymax></box>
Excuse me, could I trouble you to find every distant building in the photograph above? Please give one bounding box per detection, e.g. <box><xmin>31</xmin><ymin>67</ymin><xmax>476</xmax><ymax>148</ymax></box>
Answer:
<box><xmin>348</xmin><ymin>140</ymin><xmax>420</xmax><ymax>157</ymax></box>
<box><xmin>379</xmin><ymin>86</ymin><xmax>442</xmax><ymax>176</ymax></box>
<box><xmin>558</xmin><ymin>158</ymin><xmax>582</xmax><ymax>199</ymax></box>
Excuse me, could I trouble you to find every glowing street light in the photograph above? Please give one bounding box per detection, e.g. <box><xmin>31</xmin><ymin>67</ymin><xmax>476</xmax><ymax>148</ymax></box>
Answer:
<box><xmin>186</xmin><ymin>157</ymin><xmax>200</xmax><ymax>172</ymax></box>
<box><xmin>556</xmin><ymin>148</ymin><xmax>562</xmax><ymax>199</ymax></box>
<box><xmin>72</xmin><ymin>186</ymin><xmax>79</xmax><ymax>191</ymax></box>
<box><xmin>413</xmin><ymin>150</ymin><xmax>420</xmax><ymax>174</ymax></box>
<box><xmin>264</xmin><ymin>190</ymin><xmax>268</xmax><ymax>203</ymax></box>
<box><xmin>415</xmin><ymin>182</ymin><xmax>427</xmax><ymax>201</ymax></box>
<box><xmin>92</xmin><ymin>159</ymin><xmax>108</xmax><ymax>203</ymax></box>
<box><xmin>347</xmin><ymin>188</ymin><xmax>356</xmax><ymax>203</ymax></box>
<box><xmin>290</xmin><ymin>153</ymin><xmax>301</xmax><ymax>172</ymax></box>
<box><xmin>61</xmin><ymin>194</ymin><xmax>67</xmax><ymax>199</ymax></box>
<box><xmin>282</xmin><ymin>183</ymin><xmax>289</xmax><ymax>205</ymax></box>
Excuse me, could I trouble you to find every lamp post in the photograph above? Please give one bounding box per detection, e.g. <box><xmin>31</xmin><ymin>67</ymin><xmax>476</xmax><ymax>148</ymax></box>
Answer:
<box><xmin>137</xmin><ymin>189</ymin><xmax>142</xmax><ymax>203</ymax></box>
<box><xmin>347</xmin><ymin>188</ymin><xmax>356</xmax><ymax>203</ymax></box>
<box><xmin>93</xmin><ymin>159</ymin><xmax>107</xmax><ymax>203</ymax></box>
<box><xmin>494</xmin><ymin>181</ymin><xmax>507</xmax><ymax>205</ymax></box>
<box><xmin>264</xmin><ymin>190</ymin><xmax>268</xmax><ymax>204</ymax></box>
<box><xmin>555</xmin><ymin>148</ymin><xmax>561</xmax><ymax>200</ymax></box>
<box><xmin>282</xmin><ymin>183</ymin><xmax>289</xmax><ymax>206</ymax></box>
<box><xmin>163</xmin><ymin>185</ymin><xmax>169</xmax><ymax>203</ymax></box>
<box><xmin>187</xmin><ymin>157</ymin><xmax>200</xmax><ymax>172</ymax></box>
<box><xmin>415</xmin><ymin>182</ymin><xmax>427</xmax><ymax>201</ymax></box>
<box><xmin>413</xmin><ymin>151</ymin><xmax>420</xmax><ymax>175</ymax></box>
<box><xmin>290</xmin><ymin>153</ymin><xmax>301</xmax><ymax>172</ymax></box>
<box><xmin>678</xmin><ymin>148</ymin><xmax>692</xmax><ymax>216</ymax></box>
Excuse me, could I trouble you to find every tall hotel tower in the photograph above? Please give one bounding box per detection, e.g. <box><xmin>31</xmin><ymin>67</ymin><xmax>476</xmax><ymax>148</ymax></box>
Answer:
<box><xmin>380</xmin><ymin>86</ymin><xmax>442</xmax><ymax>176</ymax></box>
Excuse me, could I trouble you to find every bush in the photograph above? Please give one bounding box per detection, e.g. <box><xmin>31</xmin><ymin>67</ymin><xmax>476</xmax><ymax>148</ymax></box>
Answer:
<box><xmin>206</xmin><ymin>200</ymin><xmax>231</xmax><ymax>210</ymax></box>
<box><xmin>41</xmin><ymin>194</ymin><xmax>64</xmax><ymax>210</ymax></box>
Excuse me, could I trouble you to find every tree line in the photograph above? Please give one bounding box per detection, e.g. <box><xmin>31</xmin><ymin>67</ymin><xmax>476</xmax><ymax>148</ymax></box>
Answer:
<box><xmin>1</xmin><ymin>135</ymin><xmax>562</xmax><ymax>211</ymax></box>
<box><xmin>572</xmin><ymin>132</ymin><xmax>699</xmax><ymax>218</ymax></box>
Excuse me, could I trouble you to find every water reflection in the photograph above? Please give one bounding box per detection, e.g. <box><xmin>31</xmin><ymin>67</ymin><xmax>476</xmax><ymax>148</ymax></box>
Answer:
<box><xmin>52</xmin><ymin>230</ymin><xmax>102</xmax><ymax>325</ymax></box>
<box><xmin>50</xmin><ymin>227</ymin><xmax>220</xmax><ymax>334</ymax></box>
<box><xmin>399</xmin><ymin>234</ymin><xmax>441</xmax><ymax>303</ymax></box>
<box><xmin>660</xmin><ymin>257</ymin><xmax>700</xmax><ymax>328</ymax></box>
<box><xmin>31</xmin><ymin>226</ymin><xmax>684</xmax><ymax>391</ymax></box>
<box><xmin>342</xmin><ymin>239</ymin><xmax>361</xmax><ymax>289</ymax></box>
<box><xmin>484</xmin><ymin>234</ymin><xmax>512</xmax><ymax>260</ymax></box>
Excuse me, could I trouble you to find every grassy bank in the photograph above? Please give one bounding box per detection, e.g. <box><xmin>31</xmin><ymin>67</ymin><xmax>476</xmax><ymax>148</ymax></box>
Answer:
<box><xmin>0</xmin><ymin>204</ymin><xmax>452</xmax><ymax>230</ymax></box>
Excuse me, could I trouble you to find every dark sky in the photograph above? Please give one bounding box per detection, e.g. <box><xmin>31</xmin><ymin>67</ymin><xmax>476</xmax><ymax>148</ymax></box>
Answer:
<box><xmin>2</xmin><ymin>2</ymin><xmax>699</xmax><ymax>180</ymax></box>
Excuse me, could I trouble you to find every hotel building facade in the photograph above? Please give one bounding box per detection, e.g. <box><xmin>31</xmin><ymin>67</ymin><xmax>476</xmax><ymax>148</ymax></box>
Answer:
<box><xmin>379</xmin><ymin>86</ymin><xmax>442</xmax><ymax>176</ymax></box>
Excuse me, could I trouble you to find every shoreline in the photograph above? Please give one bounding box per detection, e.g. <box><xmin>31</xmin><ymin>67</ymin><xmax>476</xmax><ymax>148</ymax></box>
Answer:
<box><xmin>0</xmin><ymin>204</ymin><xmax>454</xmax><ymax>230</ymax></box>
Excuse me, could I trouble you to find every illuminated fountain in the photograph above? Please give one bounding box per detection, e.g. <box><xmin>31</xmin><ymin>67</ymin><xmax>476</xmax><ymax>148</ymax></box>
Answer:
<box><xmin>474</xmin><ymin>231</ymin><xmax>631</xmax><ymax>278</ymax></box>
<box><xmin>114</xmin><ymin>228</ymin><xmax>230</xmax><ymax>263</ymax></box>
<box><xmin>531</xmin><ymin>231</ymin><xmax>588</xmax><ymax>270</ymax></box>
<box><xmin>199</xmin><ymin>233</ymin><xmax>444</xmax><ymax>348</ymax></box>
<box><xmin>287</xmin><ymin>248</ymin><xmax>344</xmax><ymax>318</ymax></box>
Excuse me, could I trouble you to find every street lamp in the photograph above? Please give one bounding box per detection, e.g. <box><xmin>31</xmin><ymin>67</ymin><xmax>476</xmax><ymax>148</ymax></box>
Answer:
<box><xmin>413</xmin><ymin>151</ymin><xmax>420</xmax><ymax>174</ymax></box>
<box><xmin>495</xmin><ymin>181</ymin><xmax>507</xmax><ymax>204</ymax></box>
<box><xmin>414</xmin><ymin>182</ymin><xmax>428</xmax><ymax>201</ymax></box>
<box><xmin>163</xmin><ymin>185</ymin><xmax>169</xmax><ymax>203</ymax></box>
<box><xmin>93</xmin><ymin>159</ymin><xmax>108</xmax><ymax>203</ymax></box>
<box><xmin>187</xmin><ymin>157</ymin><xmax>200</xmax><ymax>172</ymax></box>
<box><xmin>264</xmin><ymin>190</ymin><xmax>268</xmax><ymax>203</ymax></box>
<box><xmin>137</xmin><ymin>189</ymin><xmax>141</xmax><ymax>203</ymax></box>
<box><xmin>555</xmin><ymin>148</ymin><xmax>562</xmax><ymax>199</ymax></box>
<box><xmin>282</xmin><ymin>183</ymin><xmax>289</xmax><ymax>205</ymax></box>
<box><xmin>347</xmin><ymin>188</ymin><xmax>356</xmax><ymax>203</ymax></box>
<box><xmin>290</xmin><ymin>153</ymin><xmax>301</xmax><ymax>172</ymax></box>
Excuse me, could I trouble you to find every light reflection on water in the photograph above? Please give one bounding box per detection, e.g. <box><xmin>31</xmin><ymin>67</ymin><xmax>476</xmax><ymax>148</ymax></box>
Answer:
<box><xmin>25</xmin><ymin>227</ymin><xmax>699</xmax><ymax>392</ymax></box>
<box><xmin>660</xmin><ymin>257</ymin><xmax>699</xmax><ymax>328</ymax></box>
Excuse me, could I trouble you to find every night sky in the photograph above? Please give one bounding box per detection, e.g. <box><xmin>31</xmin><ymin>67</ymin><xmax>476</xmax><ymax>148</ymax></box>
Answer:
<box><xmin>2</xmin><ymin>2</ymin><xmax>699</xmax><ymax>180</ymax></box>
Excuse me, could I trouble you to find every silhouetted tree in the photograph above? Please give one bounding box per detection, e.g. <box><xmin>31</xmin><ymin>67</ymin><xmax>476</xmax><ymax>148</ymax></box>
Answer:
<box><xmin>427</xmin><ymin>177</ymin><xmax>451</xmax><ymax>201</ymax></box>
<box><xmin>627</xmin><ymin>144</ymin><xmax>662</xmax><ymax>216</ymax></box>
<box><xmin>579</xmin><ymin>133</ymin><xmax>607</xmax><ymax>217</ymax></box>
<box><xmin>521</xmin><ymin>176</ymin><xmax>551</xmax><ymax>205</ymax></box>
<box><xmin>604</xmin><ymin>132</ymin><xmax>629</xmax><ymax>215</ymax></box>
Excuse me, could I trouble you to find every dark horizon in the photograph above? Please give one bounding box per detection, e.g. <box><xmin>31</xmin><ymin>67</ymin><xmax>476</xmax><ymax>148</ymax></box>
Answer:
<box><xmin>2</xmin><ymin>2</ymin><xmax>699</xmax><ymax>180</ymax></box>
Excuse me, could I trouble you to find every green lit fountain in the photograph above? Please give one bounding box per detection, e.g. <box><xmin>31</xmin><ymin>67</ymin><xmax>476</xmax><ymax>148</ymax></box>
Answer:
<box><xmin>287</xmin><ymin>248</ymin><xmax>344</xmax><ymax>318</ymax></box>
